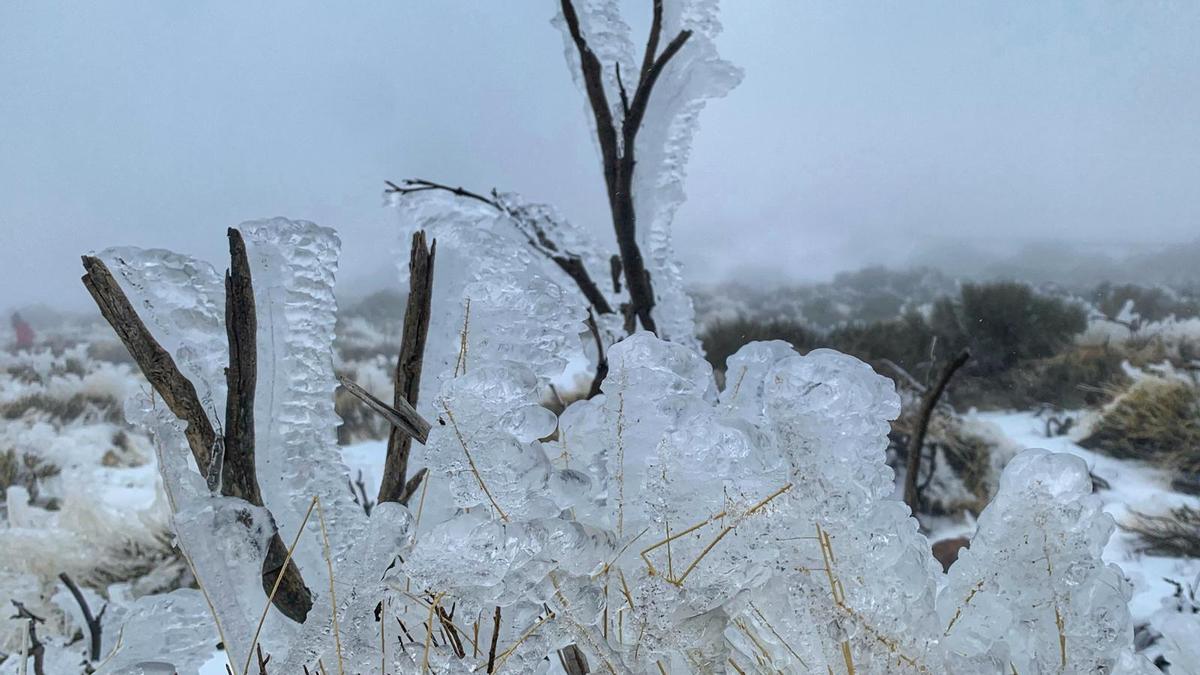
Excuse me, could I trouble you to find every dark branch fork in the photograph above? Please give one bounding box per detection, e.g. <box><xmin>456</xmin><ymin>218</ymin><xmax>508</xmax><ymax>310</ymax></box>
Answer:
<box><xmin>560</xmin><ymin>0</ymin><xmax>692</xmax><ymax>337</ymax></box>
<box><xmin>11</xmin><ymin>600</ymin><xmax>46</xmax><ymax>675</ymax></box>
<box><xmin>81</xmin><ymin>229</ymin><xmax>315</xmax><ymax>623</ymax></box>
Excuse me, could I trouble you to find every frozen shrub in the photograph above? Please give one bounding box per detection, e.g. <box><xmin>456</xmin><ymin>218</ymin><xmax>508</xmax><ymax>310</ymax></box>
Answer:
<box><xmin>69</xmin><ymin>218</ymin><xmax>1156</xmax><ymax>674</ymax></box>
<box><xmin>30</xmin><ymin>0</ymin><xmax>1158</xmax><ymax>671</ymax></box>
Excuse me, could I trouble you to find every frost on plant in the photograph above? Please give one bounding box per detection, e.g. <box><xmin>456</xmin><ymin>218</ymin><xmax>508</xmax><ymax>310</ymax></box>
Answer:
<box><xmin>550</xmin><ymin>0</ymin><xmax>742</xmax><ymax>346</ymax></box>
<box><xmin>49</xmin><ymin>1</ymin><xmax>1158</xmax><ymax>672</ymax></box>
<box><xmin>71</xmin><ymin>213</ymin><xmax>1153</xmax><ymax>673</ymax></box>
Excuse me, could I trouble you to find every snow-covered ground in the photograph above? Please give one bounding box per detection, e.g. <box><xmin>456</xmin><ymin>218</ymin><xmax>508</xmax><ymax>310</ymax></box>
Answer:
<box><xmin>972</xmin><ymin>411</ymin><xmax>1200</xmax><ymax>631</ymax></box>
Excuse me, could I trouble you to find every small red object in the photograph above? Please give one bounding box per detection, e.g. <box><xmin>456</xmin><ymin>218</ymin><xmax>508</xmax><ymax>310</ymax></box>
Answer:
<box><xmin>12</xmin><ymin>313</ymin><xmax>34</xmax><ymax>349</ymax></box>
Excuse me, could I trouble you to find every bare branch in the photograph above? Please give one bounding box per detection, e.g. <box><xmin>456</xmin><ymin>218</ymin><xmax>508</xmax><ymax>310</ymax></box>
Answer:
<box><xmin>337</xmin><ymin>375</ymin><xmax>431</xmax><ymax>444</ymax></box>
<box><xmin>903</xmin><ymin>349</ymin><xmax>971</xmax><ymax>515</ymax></box>
<box><xmin>561</xmin><ymin>0</ymin><xmax>693</xmax><ymax>336</ymax></box>
<box><xmin>385</xmin><ymin>179</ymin><xmax>499</xmax><ymax>209</ymax></box>
<box><xmin>82</xmin><ymin>240</ymin><xmax>314</xmax><ymax>625</ymax></box>
<box><xmin>58</xmin><ymin>573</ymin><xmax>104</xmax><ymax>662</ymax></box>
<box><xmin>80</xmin><ymin>255</ymin><xmax>217</xmax><ymax>470</ymax></box>
<box><xmin>389</xmin><ymin>178</ymin><xmax>615</xmax><ymax>317</ymax></box>
<box><xmin>380</xmin><ymin>232</ymin><xmax>436</xmax><ymax>504</ymax></box>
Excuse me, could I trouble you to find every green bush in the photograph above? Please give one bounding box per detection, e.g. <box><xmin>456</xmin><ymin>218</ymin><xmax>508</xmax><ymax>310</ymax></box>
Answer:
<box><xmin>934</xmin><ymin>282</ymin><xmax>1088</xmax><ymax>376</ymax></box>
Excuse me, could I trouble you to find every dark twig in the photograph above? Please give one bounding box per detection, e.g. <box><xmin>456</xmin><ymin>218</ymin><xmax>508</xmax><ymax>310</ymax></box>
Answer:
<box><xmin>586</xmin><ymin>310</ymin><xmax>608</xmax><ymax>400</ymax></box>
<box><xmin>222</xmin><ymin>228</ymin><xmax>259</xmax><ymax>504</ymax></box>
<box><xmin>486</xmin><ymin>606</ymin><xmax>501</xmax><ymax>673</ymax></box>
<box><xmin>256</xmin><ymin>644</ymin><xmax>270</xmax><ymax>675</ymax></box>
<box><xmin>337</xmin><ymin>375</ymin><xmax>431</xmax><ymax>445</ymax></box>
<box><xmin>380</xmin><ymin>232</ymin><xmax>436</xmax><ymax>505</ymax></box>
<box><xmin>398</xmin><ymin>467</ymin><xmax>429</xmax><ymax>506</ymax></box>
<box><xmin>10</xmin><ymin>601</ymin><xmax>46</xmax><ymax>675</ymax></box>
<box><xmin>638</xmin><ymin>0</ymin><xmax>665</xmax><ymax>88</ymax></box>
<box><xmin>436</xmin><ymin>605</ymin><xmax>466</xmax><ymax>659</ymax></box>
<box><xmin>615</xmin><ymin>62</ymin><xmax>630</xmax><ymax>116</ymax></box>
<box><xmin>904</xmin><ymin>349</ymin><xmax>971</xmax><ymax>514</ymax></box>
<box><xmin>57</xmin><ymin>573</ymin><xmax>105</xmax><ymax>662</ymax></box>
<box><xmin>348</xmin><ymin>470</ymin><xmax>374</xmax><ymax>516</ymax></box>
<box><xmin>385</xmin><ymin>179</ymin><xmax>498</xmax><ymax>209</ymax></box>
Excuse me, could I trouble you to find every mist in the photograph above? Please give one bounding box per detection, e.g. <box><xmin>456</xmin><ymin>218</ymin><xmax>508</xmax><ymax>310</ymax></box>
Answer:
<box><xmin>3</xmin><ymin>1</ymin><xmax>1198</xmax><ymax>312</ymax></box>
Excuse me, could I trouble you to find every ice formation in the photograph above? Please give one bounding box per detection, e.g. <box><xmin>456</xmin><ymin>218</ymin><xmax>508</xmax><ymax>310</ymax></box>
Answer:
<box><xmin>551</xmin><ymin>0</ymin><xmax>742</xmax><ymax>347</ymax></box>
<box><xmin>27</xmin><ymin>2</ymin><xmax>1156</xmax><ymax>673</ymax></box>
<box><xmin>80</xmin><ymin>232</ymin><xmax>1155</xmax><ymax>672</ymax></box>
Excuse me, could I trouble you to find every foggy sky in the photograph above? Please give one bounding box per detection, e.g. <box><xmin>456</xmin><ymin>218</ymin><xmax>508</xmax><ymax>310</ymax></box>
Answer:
<box><xmin>2</xmin><ymin>1</ymin><xmax>1198</xmax><ymax>311</ymax></box>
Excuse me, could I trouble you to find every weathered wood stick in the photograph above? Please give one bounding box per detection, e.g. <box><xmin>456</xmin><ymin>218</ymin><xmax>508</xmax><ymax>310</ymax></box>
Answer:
<box><xmin>379</xmin><ymin>231</ymin><xmax>436</xmax><ymax>505</ymax></box>
<box><xmin>337</xmin><ymin>375</ymin><xmax>431</xmax><ymax>445</ymax></box>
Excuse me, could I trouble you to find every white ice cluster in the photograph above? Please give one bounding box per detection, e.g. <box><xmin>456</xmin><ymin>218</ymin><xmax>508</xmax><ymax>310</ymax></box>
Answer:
<box><xmin>74</xmin><ymin>211</ymin><xmax>1156</xmax><ymax>674</ymax></box>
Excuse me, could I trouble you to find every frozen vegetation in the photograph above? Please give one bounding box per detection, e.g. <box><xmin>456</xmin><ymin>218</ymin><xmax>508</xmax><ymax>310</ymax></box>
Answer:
<box><xmin>2</xmin><ymin>1</ymin><xmax>1197</xmax><ymax>674</ymax></box>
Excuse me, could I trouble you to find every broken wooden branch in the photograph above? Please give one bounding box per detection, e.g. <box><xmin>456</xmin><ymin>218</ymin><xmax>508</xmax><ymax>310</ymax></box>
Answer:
<box><xmin>903</xmin><ymin>349</ymin><xmax>971</xmax><ymax>515</ymax></box>
<box><xmin>337</xmin><ymin>375</ymin><xmax>431</xmax><ymax>445</ymax></box>
<box><xmin>379</xmin><ymin>231</ymin><xmax>437</xmax><ymax>505</ymax></box>
<box><xmin>559</xmin><ymin>645</ymin><xmax>589</xmax><ymax>675</ymax></box>
<box><xmin>57</xmin><ymin>573</ymin><xmax>105</xmax><ymax>662</ymax></box>
<box><xmin>81</xmin><ymin>255</ymin><xmax>217</xmax><ymax>471</ymax></box>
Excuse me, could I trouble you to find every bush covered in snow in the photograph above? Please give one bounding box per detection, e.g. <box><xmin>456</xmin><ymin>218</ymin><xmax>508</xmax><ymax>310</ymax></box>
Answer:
<box><xmin>0</xmin><ymin>2</ymin><xmax>1177</xmax><ymax>674</ymax></box>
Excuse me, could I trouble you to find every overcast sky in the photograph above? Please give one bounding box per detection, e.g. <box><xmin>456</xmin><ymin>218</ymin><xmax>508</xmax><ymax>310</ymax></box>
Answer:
<box><xmin>2</xmin><ymin>1</ymin><xmax>1198</xmax><ymax>310</ymax></box>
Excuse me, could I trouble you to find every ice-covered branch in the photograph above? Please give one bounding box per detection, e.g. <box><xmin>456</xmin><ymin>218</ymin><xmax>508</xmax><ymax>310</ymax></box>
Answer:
<box><xmin>81</xmin><ymin>230</ymin><xmax>316</xmax><ymax>626</ymax></box>
<box><xmin>81</xmin><ymin>255</ymin><xmax>217</xmax><ymax>471</ymax></box>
